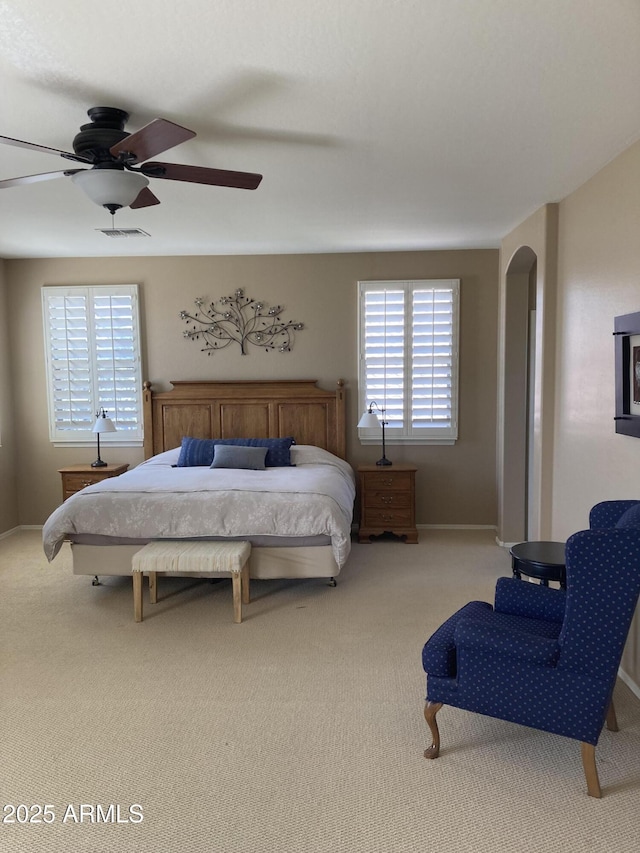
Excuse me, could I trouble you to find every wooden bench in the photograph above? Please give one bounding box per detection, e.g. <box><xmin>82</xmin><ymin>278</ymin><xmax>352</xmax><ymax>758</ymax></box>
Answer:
<box><xmin>131</xmin><ymin>541</ymin><xmax>251</xmax><ymax>624</ymax></box>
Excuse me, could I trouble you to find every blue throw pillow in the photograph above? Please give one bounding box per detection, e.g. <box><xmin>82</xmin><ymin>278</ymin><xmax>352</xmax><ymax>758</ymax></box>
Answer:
<box><xmin>177</xmin><ymin>436</ymin><xmax>216</xmax><ymax>467</ymax></box>
<box><xmin>210</xmin><ymin>445</ymin><xmax>267</xmax><ymax>470</ymax></box>
<box><xmin>177</xmin><ymin>436</ymin><xmax>295</xmax><ymax>467</ymax></box>
<box><xmin>615</xmin><ymin>503</ymin><xmax>640</xmax><ymax>528</ymax></box>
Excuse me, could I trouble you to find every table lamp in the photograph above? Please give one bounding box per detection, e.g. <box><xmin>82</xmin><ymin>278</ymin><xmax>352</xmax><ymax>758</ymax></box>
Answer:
<box><xmin>358</xmin><ymin>401</ymin><xmax>391</xmax><ymax>466</ymax></box>
<box><xmin>91</xmin><ymin>408</ymin><xmax>116</xmax><ymax>467</ymax></box>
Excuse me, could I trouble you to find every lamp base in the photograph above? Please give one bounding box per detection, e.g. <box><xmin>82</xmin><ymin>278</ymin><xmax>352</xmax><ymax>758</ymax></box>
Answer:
<box><xmin>376</xmin><ymin>457</ymin><xmax>392</xmax><ymax>466</ymax></box>
<box><xmin>91</xmin><ymin>459</ymin><xmax>108</xmax><ymax>468</ymax></box>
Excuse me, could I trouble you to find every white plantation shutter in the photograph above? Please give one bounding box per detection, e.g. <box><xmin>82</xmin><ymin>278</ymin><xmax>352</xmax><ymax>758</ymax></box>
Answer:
<box><xmin>93</xmin><ymin>292</ymin><xmax>141</xmax><ymax>432</ymax></box>
<box><xmin>42</xmin><ymin>285</ymin><xmax>143</xmax><ymax>443</ymax></box>
<box><xmin>362</xmin><ymin>289</ymin><xmax>405</xmax><ymax>428</ymax></box>
<box><xmin>47</xmin><ymin>293</ymin><xmax>92</xmax><ymax>432</ymax></box>
<box><xmin>359</xmin><ymin>280</ymin><xmax>459</xmax><ymax>444</ymax></box>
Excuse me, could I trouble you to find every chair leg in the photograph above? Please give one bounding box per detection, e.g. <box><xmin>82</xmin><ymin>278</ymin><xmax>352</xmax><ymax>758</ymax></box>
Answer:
<box><xmin>423</xmin><ymin>701</ymin><xmax>443</xmax><ymax>759</ymax></box>
<box><xmin>606</xmin><ymin>699</ymin><xmax>619</xmax><ymax>732</ymax></box>
<box><xmin>581</xmin><ymin>742</ymin><xmax>602</xmax><ymax>798</ymax></box>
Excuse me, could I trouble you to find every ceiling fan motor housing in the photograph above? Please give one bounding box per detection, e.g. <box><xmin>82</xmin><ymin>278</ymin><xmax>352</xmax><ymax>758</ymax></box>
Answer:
<box><xmin>72</xmin><ymin>107</ymin><xmax>130</xmax><ymax>161</ymax></box>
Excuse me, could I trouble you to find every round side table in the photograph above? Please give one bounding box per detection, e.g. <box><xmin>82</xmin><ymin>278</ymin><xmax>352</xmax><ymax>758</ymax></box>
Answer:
<box><xmin>509</xmin><ymin>540</ymin><xmax>566</xmax><ymax>589</ymax></box>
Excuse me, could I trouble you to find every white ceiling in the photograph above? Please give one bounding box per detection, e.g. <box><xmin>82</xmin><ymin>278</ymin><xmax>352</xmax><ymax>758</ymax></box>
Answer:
<box><xmin>1</xmin><ymin>0</ymin><xmax>640</xmax><ymax>260</ymax></box>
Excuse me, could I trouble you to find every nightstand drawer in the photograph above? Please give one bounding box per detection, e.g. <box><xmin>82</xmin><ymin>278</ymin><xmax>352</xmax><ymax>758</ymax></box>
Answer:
<box><xmin>365</xmin><ymin>490</ymin><xmax>411</xmax><ymax>509</ymax></box>
<box><xmin>361</xmin><ymin>472</ymin><xmax>412</xmax><ymax>491</ymax></box>
<box><xmin>364</xmin><ymin>508</ymin><xmax>413</xmax><ymax>527</ymax></box>
<box><xmin>64</xmin><ymin>473</ymin><xmax>103</xmax><ymax>494</ymax></box>
<box><xmin>59</xmin><ymin>463</ymin><xmax>129</xmax><ymax>502</ymax></box>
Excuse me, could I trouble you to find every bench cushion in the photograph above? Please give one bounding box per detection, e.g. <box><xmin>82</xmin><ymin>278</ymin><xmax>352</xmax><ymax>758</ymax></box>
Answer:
<box><xmin>132</xmin><ymin>540</ymin><xmax>251</xmax><ymax>575</ymax></box>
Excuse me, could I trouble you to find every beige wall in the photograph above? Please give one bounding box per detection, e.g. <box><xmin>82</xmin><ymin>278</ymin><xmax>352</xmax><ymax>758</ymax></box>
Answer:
<box><xmin>553</xmin><ymin>139</ymin><xmax>640</xmax><ymax>689</ymax></box>
<box><xmin>5</xmin><ymin>249</ymin><xmax>498</xmax><ymax>530</ymax></box>
<box><xmin>0</xmin><ymin>260</ymin><xmax>18</xmax><ymax>533</ymax></box>
<box><xmin>501</xmin><ymin>140</ymin><xmax>640</xmax><ymax>692</ymax></box>
<box><xmin>553</xmin><ymin>142</ymin><xmax>640</xmax><ymax>533</ymax></box>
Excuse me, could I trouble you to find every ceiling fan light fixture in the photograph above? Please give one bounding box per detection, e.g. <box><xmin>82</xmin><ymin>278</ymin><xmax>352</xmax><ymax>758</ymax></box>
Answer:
<box><xmin>71</xmin><ymin>168</ymin><xmax>149</xmax><ymax>212</ymax></box>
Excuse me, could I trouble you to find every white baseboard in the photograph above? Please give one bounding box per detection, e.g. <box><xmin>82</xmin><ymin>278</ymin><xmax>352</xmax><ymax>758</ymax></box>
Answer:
<box><xmin>419</xmin><ymin>524</ymin><xmax>497</xmax><ymax>530</ymax></box>
<box><xmin>0</xmin><ymin>525</ymin><xmax>21</xmax><ymax>540</ymax></box>
<box><xmin>495</xmin><ymin>537</ymin><xmax>519</xmax><ymax>548</ymax></box>
<box><xmin>0</xmin><ymin>525</ymin><xmax>42</xmax><ymax>540</ymax></box>
<box><xmin>353</xmin><ymin>524</ymin><xmax>497</xmax><ymax>533</ymax></box>
<box><xmin>352</xmin><ymin>524</ymin><xmax>497</xmax><ymax>537</ymax></box>
<box><xmin>618</xmin><ymin>667</ymin><xmax>640</xmax><ymax>701</ymax></box>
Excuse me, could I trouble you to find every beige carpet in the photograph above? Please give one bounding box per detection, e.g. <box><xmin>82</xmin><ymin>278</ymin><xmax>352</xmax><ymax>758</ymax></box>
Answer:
<box><xmin>1</xmin><ymin>529</ymin><xmax>639</xmax><ymax>853</ymax></box>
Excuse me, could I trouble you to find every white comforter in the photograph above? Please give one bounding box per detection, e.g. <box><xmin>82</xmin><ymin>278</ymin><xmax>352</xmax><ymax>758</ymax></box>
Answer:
<box><xmin>42</xmin><ymin>445</ymin><xmax>356</xmax><ymax>567</ymax></box>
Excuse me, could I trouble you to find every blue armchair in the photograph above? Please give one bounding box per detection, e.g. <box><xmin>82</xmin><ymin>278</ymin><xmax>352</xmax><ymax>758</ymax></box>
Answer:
<box><xmin>421</xmin><ymin>526</ymin><xmax>640</xmax><ymax>797</ymax></box>
<box><xmin>589</xmin><ymin>499</ymin><xmax>640</xmax><ymax>530</ymax></box>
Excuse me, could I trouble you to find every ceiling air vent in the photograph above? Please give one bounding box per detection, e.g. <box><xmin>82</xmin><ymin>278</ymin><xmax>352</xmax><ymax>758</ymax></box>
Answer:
<box><xmin>96</xmin><ymin>228</ymin><xmax>151</xmax><ymax>238</ymax></box>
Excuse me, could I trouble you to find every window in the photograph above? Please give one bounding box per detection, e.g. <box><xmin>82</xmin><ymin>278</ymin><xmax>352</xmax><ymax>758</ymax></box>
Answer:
<box><xmin>42</xmin><ymin>284</ymin><xmax>143</xmax><ymax>445</ymax></box>
<box><xmin>358</xmin><ymin>279</ymin><xmax>460</xmax><ymax>445</ymax></box>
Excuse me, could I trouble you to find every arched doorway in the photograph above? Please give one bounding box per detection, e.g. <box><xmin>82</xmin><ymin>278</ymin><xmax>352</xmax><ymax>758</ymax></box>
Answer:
<box><xmin>501</xmin><ymin>246</ymin><xmax>538</xmax><ymax>543</ymax></box>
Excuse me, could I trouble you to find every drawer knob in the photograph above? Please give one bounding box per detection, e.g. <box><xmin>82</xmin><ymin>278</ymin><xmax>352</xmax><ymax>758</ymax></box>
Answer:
<box><xmin>381</xmin><ymin>495</ymin><xmax>393</xmax><ymax>504</ymax></box>
<box><xmin>381</xmin><ymin>478</ymin><xmax>393</xmax><ymax>487</ymax></box>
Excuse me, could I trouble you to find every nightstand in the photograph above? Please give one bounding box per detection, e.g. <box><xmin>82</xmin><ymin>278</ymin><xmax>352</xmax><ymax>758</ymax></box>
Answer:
<box><xmin>357</xmin><ymin>464</ymin><xmax>418</xmax><ymax>543</ymax></box>
<box><xmin>58</xmin><ymin>463</ymin><xmax>129</xmax><ymax>502</ymax></box>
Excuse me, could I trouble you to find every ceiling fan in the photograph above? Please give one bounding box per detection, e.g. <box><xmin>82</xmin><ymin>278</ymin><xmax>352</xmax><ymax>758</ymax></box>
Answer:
<box><xmin>0</xmin><ymin>106</ymin><xmax>263</xmax><ymax>215</ymax></box>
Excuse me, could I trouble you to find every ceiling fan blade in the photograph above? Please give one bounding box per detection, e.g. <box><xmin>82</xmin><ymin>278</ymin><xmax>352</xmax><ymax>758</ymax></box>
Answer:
<box><xmin>141</xmin><ymin>161</ymin><xmax>263</xmax><ymax>190</ymax></box>
<box><xmin>129</xmin><ymin>187</ymin><xmax>161</xmax><ymax>209</ymax></box>
<box><xmin>0</xmin><ymin>134</ymin><xmax>91</xmax><ymax>164</ymax></box>
<box><xmin>0</xmin><ymin>169</ymin><xmax>85</xmax><ymax>189</ymax></box>
<box><xmin>110</xmin><ymin>119</ymin><xmax>196</xmax><ymax>163</ymax></box>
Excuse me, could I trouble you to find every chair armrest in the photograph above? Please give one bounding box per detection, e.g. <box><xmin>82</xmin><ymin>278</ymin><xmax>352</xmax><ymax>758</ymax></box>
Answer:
<box><xmin>455</xmin><ymin>619</ymin><xmax>560</xmax><ymax>666</ymax></box>
<box><xmin>589</xmin><ymin>500</ymin><xmax>640</xmax><ymax>529</ymax></box>
<box><xmin>494</xmin><ymin>577</ymin><xmax>566</xmax><ymax>623</ymax></box>
<box><xmin>422</xmin><ymin>600</ymin><xmax>493</xmax><ymax>676</ymax></box>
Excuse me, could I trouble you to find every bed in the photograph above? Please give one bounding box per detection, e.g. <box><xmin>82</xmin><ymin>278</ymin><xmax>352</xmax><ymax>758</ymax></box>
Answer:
<box><xmin>43</xmin><ymin>379</ymin><xmax>355</xmax><ymax>582</ymax></box>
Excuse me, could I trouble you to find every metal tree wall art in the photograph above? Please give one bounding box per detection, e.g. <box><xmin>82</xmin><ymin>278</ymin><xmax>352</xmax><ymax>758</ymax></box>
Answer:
<box><xmin>180</xmin><ymin>289</ymin><xmax>304</xmax><ymax>356</ymax></box>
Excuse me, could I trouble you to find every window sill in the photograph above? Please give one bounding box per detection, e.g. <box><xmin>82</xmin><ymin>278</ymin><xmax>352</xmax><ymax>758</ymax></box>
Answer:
<box><xmin>359</xmin><ymin>437</ymin><xmax>456</xmax><ymax>446</ymax></box>
<box><xmin>52</xmin><ymin>440</ymin><xmax>144</xmax><ymax>448</ymax></box>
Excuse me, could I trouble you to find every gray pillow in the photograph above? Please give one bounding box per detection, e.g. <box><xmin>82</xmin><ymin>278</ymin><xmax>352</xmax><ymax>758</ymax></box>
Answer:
<box><xmin>210</xmin><ymin>444</ymin><xmax>267</xmax><ymax>470</ymax></box>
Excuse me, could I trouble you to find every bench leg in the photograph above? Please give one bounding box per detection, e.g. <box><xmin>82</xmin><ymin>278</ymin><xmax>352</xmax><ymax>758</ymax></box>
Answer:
<box><xmin>133</xmin><ymin>572</ymin><xmax>143</xmax><ymax>622</ymax></box>
<box><xmin>149</xmin><ymin>571</ymin><xmax>157</xmax><ymax>604</ymax></box>
<box><xmin>232</xmin><ymin>572</ymin><xmax>242</xmax><ymax>623</ymax></box>
<box><xmin>241</xmin><ymin>560</ymin><xmax>250</xmax><ymax>604</ymax></box>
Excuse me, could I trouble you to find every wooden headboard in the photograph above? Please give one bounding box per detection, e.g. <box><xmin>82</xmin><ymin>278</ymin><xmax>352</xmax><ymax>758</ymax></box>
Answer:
<box><xmin>143</xmin><ymin>379</ymin><xmax>346</xmax><ymax>460</ymax></box>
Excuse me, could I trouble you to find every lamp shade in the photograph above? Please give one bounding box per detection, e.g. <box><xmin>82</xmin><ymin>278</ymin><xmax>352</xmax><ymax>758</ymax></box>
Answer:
<box><xmin>72</xmin><ymin>168</ymin><xmax>149</xmax><ymax>210</ymax></box>
<box><xmin>358</xmin><ymin>401</ymin><xmax>391</xmax><ymax>465</ymax></box>
<box><xmin>92</xmin><ymin>413</ymin><xmax>116</xmax><ymax>434</ymax></box>
<box><xmin>358</xmin><ymin>410</ymin><xmax>381</xmax><ymax>428</ymax></box>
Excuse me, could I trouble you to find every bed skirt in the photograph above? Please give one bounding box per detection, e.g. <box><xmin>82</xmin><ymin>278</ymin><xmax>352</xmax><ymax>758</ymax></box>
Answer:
<box><xmin>70</xmin><ymin>542</ymin><xmax>341</xmax><ymax>580</ymax></box>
